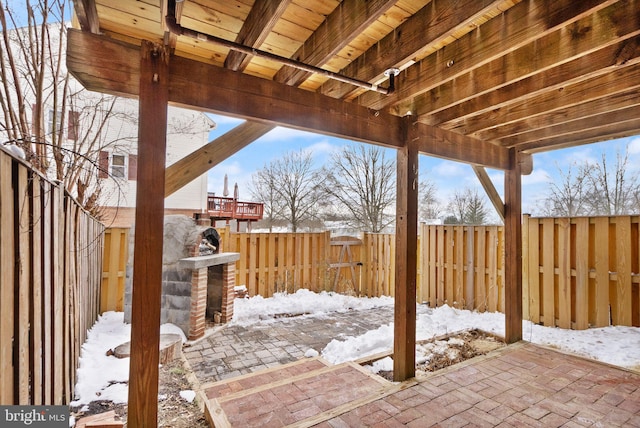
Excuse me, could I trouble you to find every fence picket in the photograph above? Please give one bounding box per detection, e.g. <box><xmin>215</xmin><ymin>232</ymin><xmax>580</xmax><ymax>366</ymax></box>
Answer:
<box><xmin>614</xmin><ymin>216</ymin><xmax>632</xmax><ymax>326</ymax></box>
<box><xmin>30</xmin><ymin>174</ymin><xmax>43</xmax><ymax>405</ymax></box>
<box><xmin>248</xmin><ymin>233</ymin><xmax>257</xmax><ymax>295</ymax></box>
<box><xmin>465</xmin><ymin>226</ymin><xmax>474</xmax><ymax>310</ymax></box>
<box><xmin>445</xmin><ymin>226</ymin><xmax>454</xmax><ymax>306</ymax></box>
<box><xmin>17</xmin><ymin>164</ymin><xmax>30</xmax><ymax>404</ymax></box>
<box><xmin>476</xmin><ymin>227</ymin><xmax>486</xmax><ymax>312</ymax></box>
<box><xmin>557</xmin><ymin>218</ymin><xmax>571</xmax><ymax>329</ymax></box>
<box><xmin>487</xmin><ymin>227</ymin><xmax>499</xmax><ymax>313</ymax></box>
<box><xmin>455</xmin><ymin>227</ymin><xmax>464</xmax><ymax>307</ymax></box>
<box><xmin>593</xmin><ymin>217</ymin><xmax>610</xmax><ymax>327</ymax></box>
<box><xmin>574</xmin><ymin>217</ymin><xmax>589</xmax><ymax>330</ymax></box>
<box><xmin>542</xmin><ymin>218</ymin><xmax>555</xmax><ymax>327</ymax></box>
<box><xmin>42</xmin><ymin>180</ymin><xmax>53</xmax><ymax>404</ymax></box>
<box><xmin>0</xmin><ymin>153</ymin><xmax>15</xmax><ymax>403</ymax></box>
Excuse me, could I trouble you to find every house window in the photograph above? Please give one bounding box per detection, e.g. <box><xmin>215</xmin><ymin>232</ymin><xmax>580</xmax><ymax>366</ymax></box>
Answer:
<box><xmin>98</xmin><ymin>151</ymin><xmax>137</xmax><ymax>181</ymax></box>
<box><xmin>49</xmin><ymin>109</ymin><xmax>63</xmax><ymax>135</ymax></box>
<box><xmin>111</xmin><ymin>154</ymin><xmax>126</xmax><ymax>178</ymax></box>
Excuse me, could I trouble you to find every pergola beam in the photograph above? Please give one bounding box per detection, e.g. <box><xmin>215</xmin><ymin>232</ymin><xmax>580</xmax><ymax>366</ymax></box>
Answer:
<box><xmin>318</xmin><ymin>0</ymin><xmax>506</xmax><ymax>100</ymax></box>
<box><xmin>418</xmin><ymin>35</ymin><xmax>640</xmax><ymax>126</ymax></box>
<box><xmin>164</xmin><ymin>121</ymin><xmax>272</xmax><ymax>197</ymax></box>
<box><xmin>273</xmin><ymin>0</ymin><xmax>397</xmax><ymax>87</ymax></box>
<box><xmin>66</xmin><ymin>29</ymin><xmax>514</xmax><ymax>170</ymax></box>
<box><xmin>472</xmin><ymin>166</ymin><xmax>504</xmax><ymax>222</ymax></box>
<box><xmin>224</xmin><ymin>0</ymin><xmax>292</xmax><ymax>72</ymax></box>
<box><xmin>72</xmin><ymin>0</ymin><xmax>100</xmax><ymax>34</ymax></box>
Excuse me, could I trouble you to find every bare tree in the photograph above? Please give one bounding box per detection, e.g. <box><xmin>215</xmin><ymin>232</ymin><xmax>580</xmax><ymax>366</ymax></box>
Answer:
<box><xmin>419</xmin><ymin>175</ymin><xmax>442</xmax><ymax>222</ymax></box>
<box><xmin>251</xmin><ymin>149</ymin><xmax>322</xmax><ymax>232</ymax></box>
<box><xmin>0</xmin><ymin>0</ymin><xmax>135</xmax><ymax>215</ymax></box>
<box><xmin>249</xmin><ymin>162</ymin><xmax>284</xmax><ymax>232</ymax></box>
<box><xmin>540</xmin><ymin>147</ymin><xmax>640</xmax><ymax>216</ymax></box>
<box><xmin>445</xmin><ymin>187</ymin><xmax>489</xmax><ymax>224</ymax></box>
<box><xmin>322</xmin><ymin>144</ymin><xmax>395</xmax><ymax>233</ymax></box>
<box><xmin>585</xmin><ymin>149</ymin><xmax>638</xmax><ymax>215</ymax></box>
<box><xmin>540</xmin><ymin>162</ymin><xmax>591</xmax><ymax>216</ymax></box>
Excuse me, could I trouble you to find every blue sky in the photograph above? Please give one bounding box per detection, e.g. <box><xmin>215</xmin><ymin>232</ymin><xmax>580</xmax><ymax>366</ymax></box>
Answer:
<box><xmin>205</xmin><ymin>113</ymin><xmax>640</xmax><ymax>222</ymax></box>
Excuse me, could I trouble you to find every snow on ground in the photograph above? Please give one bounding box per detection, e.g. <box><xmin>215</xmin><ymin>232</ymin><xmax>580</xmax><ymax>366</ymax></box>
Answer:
<box><xmin>71</xmin><ymin>314</ymin><xmax>186</xmax><ymax>407</ymax></box>
<box><xmin>231</xmin><ymin>289</ymin><xmax>394</xmax><ymax>326</ymax></box>
<box><xmin>72</xmin><ymin>290</ymin><xmax>640</xmax><ymax>409</ymax></box>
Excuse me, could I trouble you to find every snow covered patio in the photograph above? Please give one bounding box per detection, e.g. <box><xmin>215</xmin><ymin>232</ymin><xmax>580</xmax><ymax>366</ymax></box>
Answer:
<box><xmin>196</xmin><ymin>342</ymin><xmax>640</xmax><ymax>427</ymax></box>
<box><xmin>174</xmin><ymin>294</ymin><xmax>640</xmax><ymax>427</ymax></box>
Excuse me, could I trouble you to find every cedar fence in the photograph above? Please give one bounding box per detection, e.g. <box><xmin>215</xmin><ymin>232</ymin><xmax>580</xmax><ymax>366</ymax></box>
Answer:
<box><xmin>216</xmin><ymin>230</ymin><xmax>397</xmax><ymax>298</ymax></box>
<box><xmin>0</xmin><ymin>148</ymin><xmax>104</xmax><ymax>405</ymax></box>
<box><xmin>217</xmin><ymin>219</ymin><xmax>639</xmax><ymax>328</ymax></box>
<box><xmin>523</xmin><ymin>214</ymin><xmax>639</xmax><ymax>329</ymax></box>
<box><xmin>102</xmin><ymin>215</ymin><xmax>640</xmax><ymax>330</ymax></box>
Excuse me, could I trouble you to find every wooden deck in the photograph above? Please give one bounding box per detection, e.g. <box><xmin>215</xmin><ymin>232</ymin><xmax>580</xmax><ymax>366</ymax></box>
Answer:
<box><xmin>207</xmin><ymin>195</ymin><xmax>264</xmax><ymax>221</ymax></box>
<box><xmin>198</xmin><ymin>343</ymin><xmax>640</xmax><ymax>427</ymax></box>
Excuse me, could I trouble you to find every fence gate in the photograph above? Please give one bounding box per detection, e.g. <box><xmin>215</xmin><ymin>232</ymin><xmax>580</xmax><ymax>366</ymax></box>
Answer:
<box><xmin>329</xmin><ymin>236</ymin><xmax>363</xmax><ymax>295</ymax></box>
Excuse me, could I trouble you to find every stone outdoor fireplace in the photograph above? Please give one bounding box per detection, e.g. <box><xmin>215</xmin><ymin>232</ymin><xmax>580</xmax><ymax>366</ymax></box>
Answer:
<box><xmin>124</xmin><ymin>215</ymin><xmax>240</xmax><ymax>340</ymax></box>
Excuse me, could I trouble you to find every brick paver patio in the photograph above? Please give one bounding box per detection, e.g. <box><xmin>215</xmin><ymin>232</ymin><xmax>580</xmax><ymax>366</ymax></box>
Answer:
<box><xmin>185</xmin><ymin>309</ymin><xmax>640</xmax><ymax>427</ymax></box>
<box><xmin>320</xmin><ymin>342</ymin><xmax>640</xmax><ymax>427</ymax></box>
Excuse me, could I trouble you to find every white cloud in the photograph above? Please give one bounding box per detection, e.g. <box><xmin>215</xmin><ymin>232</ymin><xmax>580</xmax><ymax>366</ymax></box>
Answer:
<box><xmin>628</xmin><ymin>137</ymin><xmax>640</xmax><ymax>155</ymax></box>
<box><xmin>259</xmin><ymin>126</ymin><xmax>319</xmax><ymax>143</ymax></box>
<box><xmin>431</xmin><ymin>161</ymin><xmax>467</xmax><ymax>178</ymax></box>
<box><xmin>306</xmin><ymin>140</ymin><xmax>338</xmax><ymax>157</ymax></box>
<box><xmin>522</xmin><ymin>168</ymin><xmax>551</xmax><ymax>186</ymax></box>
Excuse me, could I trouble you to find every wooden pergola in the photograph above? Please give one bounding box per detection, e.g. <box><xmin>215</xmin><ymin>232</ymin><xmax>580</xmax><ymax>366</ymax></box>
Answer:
<box><xmin>67</xmin><ymin>0</ymin><xmax>640</xmax><ymax>426</ymax></box>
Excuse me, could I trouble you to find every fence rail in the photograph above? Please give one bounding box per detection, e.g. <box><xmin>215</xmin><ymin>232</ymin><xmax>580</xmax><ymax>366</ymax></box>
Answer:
<box><xmin>0</xmin><ymin>149</ymin><xmax>104</xmax><ymax>405</ymax></box>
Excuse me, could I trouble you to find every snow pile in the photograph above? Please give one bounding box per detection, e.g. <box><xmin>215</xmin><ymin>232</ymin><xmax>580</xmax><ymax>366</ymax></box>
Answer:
<box><xmin>322</xmin><ymin>302</ymin><xmax>640</xmax><ymax>369</ymax></box>
<box><xmin>71</xmin><ymin>312</ymin><xmax>186</xmax><ymax>406</ymax></box>
<box><xmin>179</xmin><ymin>390</ymin><xmax>196</xmax><ymax>403</ymax></box>
<box><xmin>71</xmin><ymin>312</ymin><xmax>132</xmax><ymax>405</ymax></box>
<box><xmin>230</xmin><ymin>289</ymin><xmax>393</xmax><ymax>326</ymax></box>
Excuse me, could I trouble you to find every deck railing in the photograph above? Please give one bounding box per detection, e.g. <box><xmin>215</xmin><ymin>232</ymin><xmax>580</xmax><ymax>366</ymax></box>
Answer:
<box><xmin>207</xmin><ymin>195</ymin><xmax>264</xmax><ymax>220</ymax></box>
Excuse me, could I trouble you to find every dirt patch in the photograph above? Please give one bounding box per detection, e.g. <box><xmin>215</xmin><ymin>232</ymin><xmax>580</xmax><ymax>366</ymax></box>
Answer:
<box><xmin>374</xmin><ymin>329</ymin><xmax>505</xmax><ymax>381</ymax></box>
<box><xmin>72</xmin><ymin>359</ymin><xmax>207</xmax><ymax>427</ymax></box>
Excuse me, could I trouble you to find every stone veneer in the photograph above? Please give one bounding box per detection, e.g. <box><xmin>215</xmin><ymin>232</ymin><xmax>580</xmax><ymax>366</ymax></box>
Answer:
<box><xmin>124</xmin><ymin>215</ymin><xmax>239</xmax><ymax>339</ymax></box>
<box><xmin>178</xmin><ymin>253</ymin><xmax>240</xmax><ymax>340</ymax></box>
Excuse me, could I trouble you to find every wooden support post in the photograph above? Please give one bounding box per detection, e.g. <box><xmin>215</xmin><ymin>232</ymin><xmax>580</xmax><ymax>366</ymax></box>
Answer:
<box><xmin>504</xmin><ymin>148</ymin><xmax>523</xmax><ymax>343</ymax></box>
<box><xmin>127</xmin><ymin>41</ymin><xmax>169</xmax><ymax>428</ymax></box>
<box><xmin>393</xmin><ymin>118</ymin><xmax>418</xmax><ymax>381</ymax></box>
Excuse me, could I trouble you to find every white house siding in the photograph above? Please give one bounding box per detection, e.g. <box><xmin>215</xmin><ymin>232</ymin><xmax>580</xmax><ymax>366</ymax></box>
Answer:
<box><xmin>97</xmin><ymin>99</ymin><xmax>214</xmax><ymax>216</ymax></box>
<box><xmin>1</xmin><ymin>24</ymin><xmax>214</xmax><ymax>228</ymax></box>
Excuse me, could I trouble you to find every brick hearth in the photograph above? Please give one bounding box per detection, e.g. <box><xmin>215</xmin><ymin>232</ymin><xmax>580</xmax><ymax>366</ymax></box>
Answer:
<box><xmin>179</xmin><ymin>252</ymin><xmax>240</xmax><ymax>340</ymax></box>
